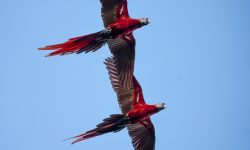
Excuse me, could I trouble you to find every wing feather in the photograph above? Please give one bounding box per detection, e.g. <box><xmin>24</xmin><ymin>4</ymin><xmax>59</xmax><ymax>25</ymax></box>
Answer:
<box><xmin>104</xmin><ymin>57</ymin><xmax>146</xmax><ymax>114</ymax></box>
<box><xmin>127</xmin><ymin>118</ymin><xmax>155</xmax><ymax>150</ymax></box>
<box><xmin>105</xmin><ymin>57</ymin><xmax>134</xmax><ymax>114</ymax></box>
<box><xmin>105</xmin><ymin>57</ymin><xmax>155</xmax><ymax>150</ymax></box>
<box><xmin>108</xmin><ymin>34</ymin><xmax>135</xmax><ymax>88</ymax></box>
<box><xmin>100</xmin><ymin>0</ymin><xmax>129</xmax><ymax>28</ymax></box>
<box><xmin>100</xmin><ymin>1</ymin><xmax>135</xmax><ymax>88</ymax></box>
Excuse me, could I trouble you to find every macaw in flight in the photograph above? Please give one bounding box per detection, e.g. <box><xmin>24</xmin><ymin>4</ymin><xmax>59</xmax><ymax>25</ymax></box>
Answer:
<box><xmin>66</xmin><ymin>57</ymin><xmax>166</xmax><ymax>150</ymax></box>
<box><xmin>39</xmin><ymin>0</ymin><xmax>150</xmax><ymax>88</ymax></box>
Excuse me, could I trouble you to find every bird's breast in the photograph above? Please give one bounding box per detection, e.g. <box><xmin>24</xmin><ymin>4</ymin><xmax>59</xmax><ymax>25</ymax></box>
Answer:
<box><xmin>108</xmin><ymin>19</ymin><xmax>141</xmax><ymax>37</ymax></box>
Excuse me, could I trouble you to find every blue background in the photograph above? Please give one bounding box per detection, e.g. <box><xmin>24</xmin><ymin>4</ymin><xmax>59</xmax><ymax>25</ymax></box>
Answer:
<box><xmin>0</xmin><ymin>0</ymin><xmax>250</xmax><ymax>150</ymax></box>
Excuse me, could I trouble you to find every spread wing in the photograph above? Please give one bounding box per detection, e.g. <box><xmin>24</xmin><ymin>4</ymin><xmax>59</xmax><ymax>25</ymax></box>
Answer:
<box><xmin>108</xmin><ymin>34</ymin><xmax>135</xmax><ymax>88</ymax></box>
<box><xmin>105</xmin><ymin>57</ymin><xmax>144</xmax><ymax>114</ymax></box>
<box><xmin>105</xmin><ymin>57</ymin><xmax>155</xmax><ymax>150</ymax></box>
<box><xmin>100</xmin><ymin>0</ymin><xmax>135</xmax><ymax>88</ymax></box>
<box><xmin>100</xmin><ymin>0</ymin><xmax>129</xmax><ymax>28</ymax></box>
<box><xmin>105</xmin><ymin>57</ymin><xmax>134</xmax><ymax>114</ymax></box>
<box><xmin>127</xmin><ymin>118</ymin><xmax>155</xmax><ymax>150</ymax></box>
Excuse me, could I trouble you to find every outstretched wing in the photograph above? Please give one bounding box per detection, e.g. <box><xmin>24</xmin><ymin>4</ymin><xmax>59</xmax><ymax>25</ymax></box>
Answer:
<box><xmin>105</xmin><ymin>57</ymin><xmax>146</xmax><ymax>113</ymax></box>
<box><xmin>105</xmin><ymin>57</ymin><xmax>134</xmax><ymax>114</ymax></box>
<box><xmin>108</xmin><ymin>34</ymin><xmax>135</xmax><ymax>88</ymax></box>
<box><xmin>100</xmin><ymin>0</ymin><xmax>129</xmax><ymax>28</ymax></box>
<box><xmin>104</xmin><ymin>58</ymin><xmax>145</xmax><ymax>114</ymax></box>
<box><xmin>100</xmin><ymin>0</ymin><xmax>135</xmax><ymax>88</ymax></box>
<box><xmin>127</xmin><ymin>118</ymin><xmax>155</xmax><ymax>150</ymax></box>
<box><xmin>105</xmin><ymin>57</ymin><xmax>146</xmax><ymax>114</ymax></box>
<box><xmin>105</xmin><ymin>57</ymin><xmax>155</xmax><ymax>150</ymax></box>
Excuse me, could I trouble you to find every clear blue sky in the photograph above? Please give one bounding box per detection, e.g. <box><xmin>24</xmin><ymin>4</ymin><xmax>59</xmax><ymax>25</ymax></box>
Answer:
<box><xmin>0</xmin><ymin>0</ymin><xmax>250</xmax><ymax>150</ymax></box>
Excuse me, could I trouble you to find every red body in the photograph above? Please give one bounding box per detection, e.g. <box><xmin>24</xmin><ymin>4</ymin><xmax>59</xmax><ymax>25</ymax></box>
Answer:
<box><xmin>127</xmin><ymin>104</ymin><xmax>158</xmax><ymax>123</ymax></box>
<box><xmin>108</xmin><ymin>19</ymin><xmax>142</xmax><ymax>38</ymax></box>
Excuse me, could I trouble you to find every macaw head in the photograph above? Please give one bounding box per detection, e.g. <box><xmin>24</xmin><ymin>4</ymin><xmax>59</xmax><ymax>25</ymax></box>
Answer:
<box><xmin>155</xmin><ymin>103</ymin><xmax>166</xmax><ymax>111</ymax></box>
<box><xmin>139</xmin><ymin>18</ymin><xmax>150</xmax><ymax>26</ymax></box>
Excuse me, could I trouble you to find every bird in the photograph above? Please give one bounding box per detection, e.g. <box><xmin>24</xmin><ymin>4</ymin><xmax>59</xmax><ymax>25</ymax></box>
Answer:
<box><xmin>38</xmin><ymin>0</ymin><xmax>150</xmax><ymax>88</ymax></box>
<box><xmin>66</xmin><ymin>57</ymin><xmax>166</xmax><ymax>150</ymax></box>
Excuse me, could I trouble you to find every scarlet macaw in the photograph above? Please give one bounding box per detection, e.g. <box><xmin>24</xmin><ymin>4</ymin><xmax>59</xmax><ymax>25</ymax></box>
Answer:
<box><xmin>39</xmin><ymin>0</ymin><xmax>150</xmax><ymax>88</ymax></box>
<box><xmin>66</xmin><ymin>57</ymin><xmax>165</xmax><ymax>150</ymax></box>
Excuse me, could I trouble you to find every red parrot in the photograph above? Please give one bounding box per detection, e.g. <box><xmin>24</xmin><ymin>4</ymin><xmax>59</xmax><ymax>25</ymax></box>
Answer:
<box><xmin>39</xmin><ymin>0</ymin><xmax>150</xmax><ymax>87</ymax></box>
<box><xmin>66</xmin><ymin>57</ymin><xmax>166</xmax><ymax>150</ymax></box>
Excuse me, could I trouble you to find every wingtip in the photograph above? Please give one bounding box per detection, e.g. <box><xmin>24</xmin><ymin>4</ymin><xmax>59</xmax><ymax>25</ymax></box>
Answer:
<box><xmin>104</xmin><ymin>57</ymin><xmax>113</xmax><ymax>65</ymax></box>
<box><xmin>70</xmin><ymin>137</ymin><xmax>86</xmax><ymax>144</ymax></box>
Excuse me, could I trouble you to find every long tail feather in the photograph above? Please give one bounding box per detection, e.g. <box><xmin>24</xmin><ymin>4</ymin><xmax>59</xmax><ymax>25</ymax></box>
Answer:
<box><xmin>65</xmin><ymin>114</ymin><xmax>128</xmax><ymax>144</ymax></box>
<box><xmin>38</xmin><ymin>30</ymin><xmax>108</xmax><ymax>57</ymax></box>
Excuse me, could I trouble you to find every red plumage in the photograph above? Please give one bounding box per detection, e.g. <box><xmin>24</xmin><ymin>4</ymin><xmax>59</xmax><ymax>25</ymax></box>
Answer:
<box><xmin>38</xmin><ymin>0</ymin><xmax>150</xmax><ymax>88</ymax></box>
<box><xmin>38</xmin><ymin>31</ymin><xmax>106</xmax><ymax>57</ymax></box>
<box><xmin>38</xmin><ymin>17</ymin><xmax>145</xmax><ymax>57</ymax></box>
<box><xmin>65</xmin><ymin>58</ymin><xmax>165</xmax><ymax>150</ymax></box>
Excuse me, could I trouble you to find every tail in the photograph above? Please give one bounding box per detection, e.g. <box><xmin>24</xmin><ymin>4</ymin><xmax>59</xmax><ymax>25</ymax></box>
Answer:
<box><xmin>38</xmin><ymin>30</ymin><xmax>111</xmax><ymax>57</ymax></box>
<box><xmin>65</xmin><ymin>114</ymin><xmax>128</xmax><ymax>144</ymax></box>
